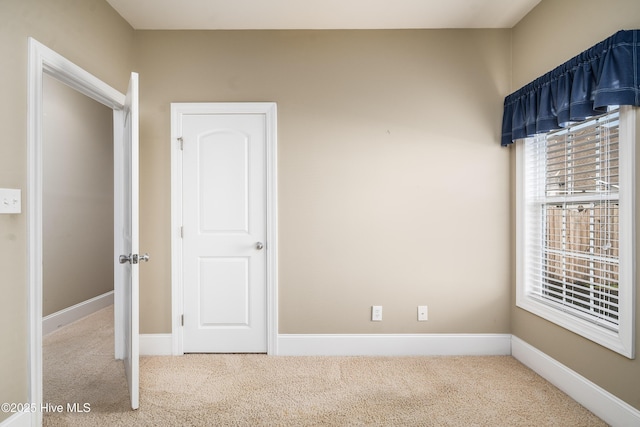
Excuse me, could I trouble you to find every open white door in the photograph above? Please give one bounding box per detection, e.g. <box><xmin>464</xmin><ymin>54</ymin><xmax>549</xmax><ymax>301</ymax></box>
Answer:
<box><xmin>115</xmin><ymin>72</ymin><xmax>141</xmax><ymax>410</ymax></box>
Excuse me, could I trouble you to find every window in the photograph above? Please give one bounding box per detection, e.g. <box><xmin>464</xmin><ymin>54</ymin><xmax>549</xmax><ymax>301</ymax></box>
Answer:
<box><xmin>516</xmin><ymin>107</ymin><xmax>636</xmax><ymax>358</ymax></box>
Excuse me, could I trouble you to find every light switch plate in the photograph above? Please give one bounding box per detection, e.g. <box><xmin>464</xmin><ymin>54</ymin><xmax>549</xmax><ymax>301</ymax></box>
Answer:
<box><xmin>0</xmin><ymin>188</ymin><xmax>21</xmax><ymax>214</ymax></box>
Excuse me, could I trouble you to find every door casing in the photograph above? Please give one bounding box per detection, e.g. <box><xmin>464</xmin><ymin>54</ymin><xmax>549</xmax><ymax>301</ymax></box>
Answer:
<box><xmin>27</xmin><ymin>37</ymin><xmax>131</xmax><ymax>424</ymax></box>
<box><xmin>170</xmin><ymin>102</ymin><xmax>278</xmax><ymax>356</ymax></box>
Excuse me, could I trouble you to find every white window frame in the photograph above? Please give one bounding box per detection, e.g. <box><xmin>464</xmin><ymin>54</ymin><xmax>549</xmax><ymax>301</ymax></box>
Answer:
<box><xmin>516</xmin><ymin>106</ymin><xmax>636</xmax><ymax>359</ymax></box>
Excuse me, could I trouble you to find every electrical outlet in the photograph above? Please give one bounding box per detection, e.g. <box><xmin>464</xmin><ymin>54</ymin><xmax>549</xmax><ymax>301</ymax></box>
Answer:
<box><xmin>371</xmin><ymin>305</ymin><xmax>383</xmax><ymax>321</ymax></box>
<box><xmin>418</xmin><ymin>305</ymin><xmax>428</xmax><ymax>321</ymax></box>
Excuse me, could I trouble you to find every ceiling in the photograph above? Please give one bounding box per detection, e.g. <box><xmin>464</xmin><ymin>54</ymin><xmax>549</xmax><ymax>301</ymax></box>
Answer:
<box><xmin>105</xmin><ymin>0</ymin><xmax>541</xmax><ymax>30</ymax></box>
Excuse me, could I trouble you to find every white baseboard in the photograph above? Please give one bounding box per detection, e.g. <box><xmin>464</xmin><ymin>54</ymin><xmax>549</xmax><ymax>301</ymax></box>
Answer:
<box><xmin>43</xmin><ymin>291</ymin><xmax>114</xmax><ymax>335</ymax></box>
<box><xmin>512</xmin><ymin>336</ymin><xmax>640</xmax><ymax>427</ymax></box>
<box><xmin>140</xmin><ymin>334</ymin><xmax>173</xmax><ymax>356</ymax></box>
<box><xmin>276</xmin><ymin>334</ymin><xmax>512</xmax><ymax>356</ymax></box>
<box><xmin>0</xmin><ymin>411</ymin><xmax>31</xmax><ymax>427</ymax></box>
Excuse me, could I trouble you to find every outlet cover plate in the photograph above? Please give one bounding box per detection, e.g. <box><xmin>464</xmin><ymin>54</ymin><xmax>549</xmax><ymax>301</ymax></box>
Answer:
<box><xmin>371</xmin><ymin>305</ymin><xmax>382</xmax><ymax>321</ymax></box>
<box><xmin>418</xmin><ymin>305</ymin><xmax>428</xmax><ymax>321</ymax></box>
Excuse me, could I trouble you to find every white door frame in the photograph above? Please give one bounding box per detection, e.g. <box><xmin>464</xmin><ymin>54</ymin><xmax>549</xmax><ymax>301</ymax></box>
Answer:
<box><xmin>170</xmin><ymin>102</ymin><xmax>278</xmax><ymax>355</ymax></box>
<box><xmin>27</xmin><ymin>38</ymin><xmax>127</xmax><ymax>426</ymax></box>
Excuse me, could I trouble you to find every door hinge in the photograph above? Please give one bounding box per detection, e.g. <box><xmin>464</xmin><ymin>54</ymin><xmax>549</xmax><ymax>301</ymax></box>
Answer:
<box><xmin>180</xmin><ymin>226</ymin><xmax>184</xmax><ymax>238</ymax></box>
<box><xmin>181</xmin><ymin>314</ymin><xmax>184</xmax><ymax>326</ymax></box>
<box><xmin>178</xmin><ymin>137</ymin><xmax>183</xmax><ymax>150</ymax></box>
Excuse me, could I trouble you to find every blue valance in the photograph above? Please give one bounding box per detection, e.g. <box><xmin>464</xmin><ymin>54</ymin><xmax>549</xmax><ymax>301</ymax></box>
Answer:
<box><xmin>501</xmin><ymin>30</ymin><xmax>640</xmax><ymax>147</ymax></box>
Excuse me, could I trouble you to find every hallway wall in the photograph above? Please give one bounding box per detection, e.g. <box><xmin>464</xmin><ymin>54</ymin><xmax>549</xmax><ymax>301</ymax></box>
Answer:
<box><xmin>43</xmin><ymin>74</ymin><xmax>114</xmax><ymax>318</ymax></box>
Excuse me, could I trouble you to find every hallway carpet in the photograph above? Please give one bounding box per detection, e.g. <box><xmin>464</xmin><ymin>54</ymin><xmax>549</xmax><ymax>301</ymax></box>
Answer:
<box><xmin>43</xmin><ymin>306</ymin><xmax>606</xmax><ymax>426</ymax></box>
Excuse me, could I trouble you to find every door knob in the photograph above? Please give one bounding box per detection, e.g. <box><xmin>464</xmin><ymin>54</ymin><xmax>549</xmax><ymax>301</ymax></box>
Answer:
<box><xmin>256</xmin><ymin>242</ymin><xmax>264</xmax><ymax>250</ymax></box>
<box><xmin>119</xmin><ymin>253</ymin><xmax>150</xmax><ymax>264</ymax></box>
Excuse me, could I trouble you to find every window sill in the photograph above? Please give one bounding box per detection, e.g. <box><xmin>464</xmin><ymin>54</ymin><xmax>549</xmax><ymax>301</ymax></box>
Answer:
<box><xmin>516</xmin><ymin>294</ymin><xmax>634</xmax><ymax>359</ymax></box>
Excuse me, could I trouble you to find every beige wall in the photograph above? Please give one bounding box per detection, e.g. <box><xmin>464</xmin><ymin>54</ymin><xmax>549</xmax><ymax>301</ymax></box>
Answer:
<box><xmin>134</xmin><ymin>29</ymin><xmax>512</xmax><ymax>334</ymax></box>
<box><xmin>510</xmin><ymin>0</ymin><xmax>640</xmax><ymax>411</ymax></box>
<box><xmin>6</xmin><ymin>0</ymin><xmax>637</xmax><ymax>420</ymax></box>
<box><xmin>42</xmin><ymin>74</ymin><xmax>114</xmax><ymax>317</ymax></box>
<box><xmin>0</xmin><ymin>0</ymin><xmax>133</xmax><ymax>421</ymax></box>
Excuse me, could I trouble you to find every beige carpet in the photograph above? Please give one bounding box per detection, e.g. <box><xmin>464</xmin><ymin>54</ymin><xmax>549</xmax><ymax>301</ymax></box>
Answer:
<box><xmin>43</xmin><ymin>306</ymin><xmax>606</xmax><ymax>426</ymax></box>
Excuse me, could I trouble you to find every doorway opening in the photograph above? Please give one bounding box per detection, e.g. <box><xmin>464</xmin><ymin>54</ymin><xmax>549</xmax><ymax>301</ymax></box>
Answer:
<box><xmin>27</xmin><ymin>37</ymin><xmax>139</xmax><ymax>423</ymax></box>
<box><xmin>42</xmin><ymin>73</ymin><xmax>114</xmax><ymax>331</ymax></box>
<box><xmin>41</xmin><ymin>71</ymin><xmax>115</xmax><ymax>410</ymax></box>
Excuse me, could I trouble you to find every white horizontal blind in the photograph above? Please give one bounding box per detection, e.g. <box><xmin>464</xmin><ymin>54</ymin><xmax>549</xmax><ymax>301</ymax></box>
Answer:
<box><xmin>525</xmin><ymin>110</ymin><xmax>621</xmax><ymax>330</ymax></box>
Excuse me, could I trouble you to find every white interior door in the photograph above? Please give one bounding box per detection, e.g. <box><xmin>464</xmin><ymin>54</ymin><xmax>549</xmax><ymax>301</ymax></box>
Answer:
<box><xmin>116</xmin><ymin>72</ymin><xmax>140</xmax><ymax>409</ymax></box>
<box><xmin>181</xmin><ymin>108</ymin><xmax>268</xmax><ymax>353</ymax></box>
